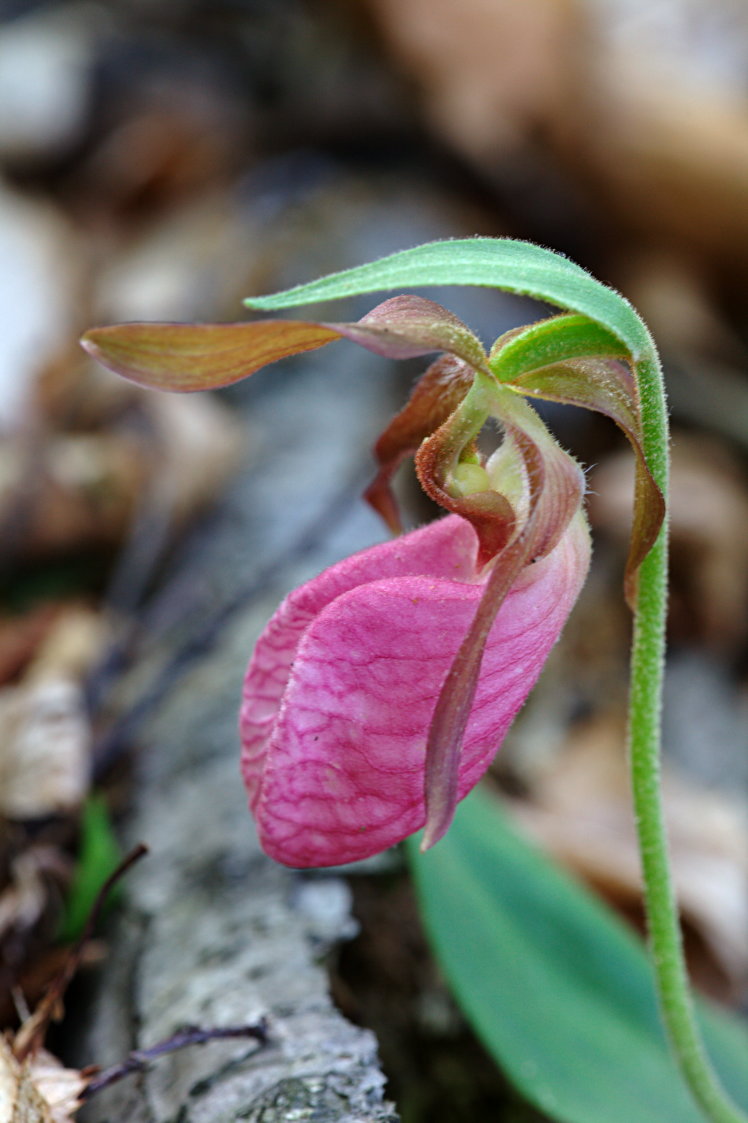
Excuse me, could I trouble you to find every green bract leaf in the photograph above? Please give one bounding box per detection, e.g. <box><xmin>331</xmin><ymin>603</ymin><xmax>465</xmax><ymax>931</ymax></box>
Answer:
<box><xmin>489</xmin><ymin>313</ymin><xmax>628</xmax><ymax>380</ymax></box>
<box><xmin>243</xmin><ymin>238</ymin><xmax>653</xmax><ymax>361</ymax></box>
<box><xmin>409</xmin><ymin>788</ymin><xmax>748</xmax><ymax>1123</ymax></box>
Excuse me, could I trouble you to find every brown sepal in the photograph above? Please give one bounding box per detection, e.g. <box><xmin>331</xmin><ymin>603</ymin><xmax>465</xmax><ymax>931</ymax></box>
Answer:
<box><xmin>507</xmin><ymin>356</ymin><xmax>664</xmax><ymax>602</ymax></box>
<box><xmin>328</xmin><ymin>295</ymin><xmax>489</xmax><ymax>370</ymax></box>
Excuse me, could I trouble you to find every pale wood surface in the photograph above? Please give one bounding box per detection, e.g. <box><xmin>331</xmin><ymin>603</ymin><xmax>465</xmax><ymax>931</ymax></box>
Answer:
<box><xmin>78</xmin><ymin>341</ymin><xmax>401</xmax><ymax>1123</ymax></box>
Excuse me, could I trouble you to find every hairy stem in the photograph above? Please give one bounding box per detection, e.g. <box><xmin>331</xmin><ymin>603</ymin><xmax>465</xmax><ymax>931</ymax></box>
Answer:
<box><xmin>630</xmin><ymin>352</ymin><xmax>747</xmax><ymax>1123</ymax></box>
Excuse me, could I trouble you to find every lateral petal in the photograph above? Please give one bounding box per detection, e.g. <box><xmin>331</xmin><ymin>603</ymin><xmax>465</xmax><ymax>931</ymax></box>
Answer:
<box><xmin>81</xmin><ymin>321</ymin><xmax>341</xmax><ymax>392</ymax></box>
<box><xmin>364</xmin><ymin>354</ymin><xmax>476</xmax><ymax>533</ymax></box>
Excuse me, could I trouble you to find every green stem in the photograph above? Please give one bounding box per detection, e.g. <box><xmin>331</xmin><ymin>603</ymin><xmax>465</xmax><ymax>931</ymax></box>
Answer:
<box><xmin>630</xmin><ymin>353</ymin><xmax>747</xmax><ymax>1123</ymax></box>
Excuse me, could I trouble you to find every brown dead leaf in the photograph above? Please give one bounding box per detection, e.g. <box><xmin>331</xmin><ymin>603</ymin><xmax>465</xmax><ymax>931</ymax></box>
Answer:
<box><xmin>0</xmin><ymin>680</ymin><xmax>90</xmax><ymax>820</ymax></box>
<box><xmin>23</xmin><ymin>1048</ymin><xmax>88</xmax><ymax>1123</ymax></box>
<box><xmin>33</xmin><ymin>346</ymin><xmax>143</xmax><ymax>433</ymax></box>
<box><xmin>510</xmin><ymin>715</ymin><xmax>748</xmax><ymax>1001</ymax></box>
<box><xmin>616</xmin><ymin>251</ymin><xmax>748</xmax><ymax>365</ymax></box>
<box><xmin>567</xmin><ymin>28</ymin><xmax>748</xmax><ymax>264</ymax></box>
<box><xmin>365</xmin><ymin>0</ymin><xmax>748</xmax><ymax>265</ymax></box>
<box><xmin>0</xmin><ymin>1036</ymin><xmax>88</xmax><ymax>1122</ymax></box>
<box><xmin>0</xmin><ymin>184</ymin><xmax>82</xmax><ymax>435</ymax></box>
<box><xmin>0</xmin><ymin>945</ymin><xmax>109</xmax><ymax>1034</ymax></box>
<box><xmin>142</xmin><ymin>391</ymin><xmax>244</xmax><ymax>527</ymax></box>
<box><xmin>0</xmin><ymin>848</ymin><xmax>69</xmax><ymax>952</ymax></box>
<box><xmin>0</xmin><ymin>430</ymin><xmax>148</xmax><ymax>559</ymax></box>
<box><xmin>0</xmin><ymin>846</ymin><xmax>151</xmax><ymax>1119</ymax></box>
<box><xmin>76</xmin><ymin>91</ymin><xmax>242</xmax><ymax>219</ymax></box>
<box><xmin>0</xmin><ymin>606</ymin><xmax>63</xmax><ymax>689</ymax></box>
<box><xmin>365</xmin><ymin>0</ymin><xmax>583</xmax><ymax>161</ymax></box>
<box><xmin>25</xmin><ymin>607</ymin><xmax>106</xmax><ymax>685</ymax></box>
<box><xmin>0</xmin><ymin>390</ymin><xmax>242</xmax><ymax>565</ymax></box>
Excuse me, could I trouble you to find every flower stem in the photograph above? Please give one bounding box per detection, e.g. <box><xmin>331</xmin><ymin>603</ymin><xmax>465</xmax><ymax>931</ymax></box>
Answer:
<box><xmin>629</xmin><ymin>352</ymin><xmax>747</xmax><ymax>1123</ymax></box>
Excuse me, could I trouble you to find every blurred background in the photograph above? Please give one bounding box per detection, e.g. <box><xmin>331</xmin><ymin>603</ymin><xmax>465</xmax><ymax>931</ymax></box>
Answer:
<box><xmin>0</xmin><ymin>1</ymin><xmax>746</xmax><ymax>1119</ymax></box>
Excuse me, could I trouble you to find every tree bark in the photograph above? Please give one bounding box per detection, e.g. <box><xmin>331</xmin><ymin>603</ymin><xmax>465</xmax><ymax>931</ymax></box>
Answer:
<box><xmin>78</xmin><ymin>345</ymin><xmax>401</xmax><ymax>1123</ymax></box>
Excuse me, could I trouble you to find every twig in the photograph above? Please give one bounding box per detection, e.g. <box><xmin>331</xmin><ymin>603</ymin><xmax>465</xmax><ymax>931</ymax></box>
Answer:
<box><xmin>13</xmin><ymin>844</ymin><xmax>149</xmax><ymax>1062</ymax></box>
<box><xmin>82</xmin><ymin>1019</ymin><xmax>270</xmax><ymax>1098</ymax></box>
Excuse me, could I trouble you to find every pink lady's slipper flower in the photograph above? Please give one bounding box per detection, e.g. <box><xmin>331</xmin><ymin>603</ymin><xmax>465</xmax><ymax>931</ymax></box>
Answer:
<box><xmin>82</xmin><ymin>275</ymin><xmax>662</xmax><ymax>869</ymax></box>
<box><xmin>240</xmin><ymin>512</ymin><xmax>589</xmax><ymax>867</ymax></box>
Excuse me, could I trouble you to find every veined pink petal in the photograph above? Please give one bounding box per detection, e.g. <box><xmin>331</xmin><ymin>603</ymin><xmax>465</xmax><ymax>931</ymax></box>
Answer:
<box><xmin>240</xmin><ymin>514</ymin><xmax>589</xmax><ymax>867</ymax></box>
<box><xmin>240</xmin><ymin>517</ymin><xmax>478</xmax><ymax>804</ymax></box>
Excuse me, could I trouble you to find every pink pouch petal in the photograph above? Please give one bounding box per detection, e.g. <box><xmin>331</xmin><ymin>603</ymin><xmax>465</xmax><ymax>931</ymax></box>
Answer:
<box><xmin>243</xmin><ymin>516</ymin><xmax>589</xmax><ymax>867</ymax></box>
<box><xmin>240</xmin><ymin>516</ymin><xmax>478</xmax><ymax>803</ymax></box>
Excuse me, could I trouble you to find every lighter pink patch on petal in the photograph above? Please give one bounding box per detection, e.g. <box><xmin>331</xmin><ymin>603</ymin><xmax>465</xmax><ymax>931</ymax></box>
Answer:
<box><xmin>240</xmin><ymin>516</ymin><xmax>477</xmax><ymax>803</ymax></box>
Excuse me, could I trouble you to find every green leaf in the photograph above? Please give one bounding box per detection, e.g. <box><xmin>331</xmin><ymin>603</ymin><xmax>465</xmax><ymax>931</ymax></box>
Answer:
<box><xmin>407</xmin><ymin>787</ymin><xmax>748</xmax><ymax>1123</ymax></box>
<box><xmin>243</xmin><ymin>238</ymin><xmax>653</xmax><ymax>362</ymax></box>
<box><xmin>57</xmin><ymin>795</ymin><xmax>122</xmax><ymax>943</ymax></box>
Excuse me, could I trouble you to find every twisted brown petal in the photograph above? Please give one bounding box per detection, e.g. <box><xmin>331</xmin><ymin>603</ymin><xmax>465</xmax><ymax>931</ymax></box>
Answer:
<box><xmin>508</xmin><ymin>358</ymin><xmax>663</xmax><ymax>602</ymax></box>
<box><xmin>422</xmin><ymin>381</ymin><xmax>586</xmax><ymax>847</ymax></box>
<box><xmin>364</xmin><ymin>353</ymin><xmax>478</xmax><ymax>531</ymax></box>
<box><xmin>415</xmin><ymin>411</ymin><xmax>517</xmax><ymax>568</ymax></box>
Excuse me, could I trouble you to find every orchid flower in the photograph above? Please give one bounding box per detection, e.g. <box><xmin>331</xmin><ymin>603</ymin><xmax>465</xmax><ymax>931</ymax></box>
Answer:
<box><xmin>83</xmin><ymin>239</ymin><xmax>748</xmax><ymax>1123</ymax></box>
<box><xmin>82</xmin><ymin>275</ymin><xmax>662</xmax><ymax>865</ymax></box>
